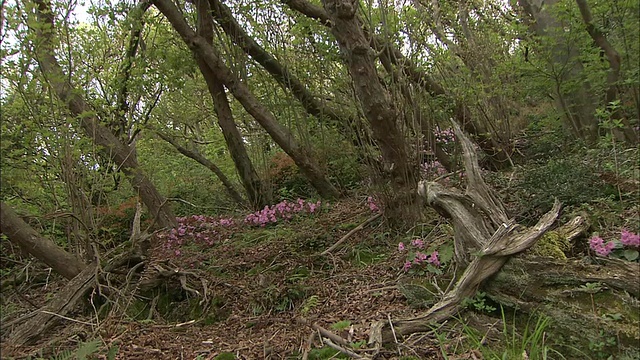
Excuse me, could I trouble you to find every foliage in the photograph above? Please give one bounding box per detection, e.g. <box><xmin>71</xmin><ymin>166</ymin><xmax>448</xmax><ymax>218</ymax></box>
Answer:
<box><xmin>514</xmin><ymin>157</ymin><xmax>616</xmax><ymax>223</ymax></box>
<box><xmin>462</xmin><ymin>292</ymin><xmax>497</xmax><ymax>314</ymax></box>
<box><xmin>446</xmin><ymin>310</ymin><xmax>561</xmax><ymax>360</ymax></box>
<box><xmin>589</xmin><ymin>230</ymin><xmax>640</xmax><ymax>261</ymax></box>
<box><xmin>530</xmin><ymin>231</ymin><xmax>572</xmax><ymax>259</ymax></box>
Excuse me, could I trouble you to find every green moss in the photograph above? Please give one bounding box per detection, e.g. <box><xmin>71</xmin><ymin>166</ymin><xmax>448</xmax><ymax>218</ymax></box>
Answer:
<box><xmin>530</xmin><ymin>231</ymin><xmax>571</xmax><ymax>259</ymax></box>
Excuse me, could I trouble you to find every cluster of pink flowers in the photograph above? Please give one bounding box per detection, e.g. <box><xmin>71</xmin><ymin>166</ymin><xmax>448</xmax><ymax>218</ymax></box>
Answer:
<box><xmin>420</xmin><ymin>161</ymin><xmax>448</xmax><ymax>179</ymax></box>
<box><xmin>589</xmin><ymin>236</ymin><xmax>615</xmax><ymax>257</ymax></box>
<box><xmin>434</xmin><ymin>126</ymin><xmax>456</xmax><ymax>144</ymax></box>
<box><xmin>244</xmin><ymin>198</ymin><xmax>321</xmax><ymax>227</ymax></box>
<box><xmin>161</xmin><ymin>215</ymin><xmax>236</xmax><ymax>256</ymax></box>
<box><xmin>589</xmin><ymin>229</ymin><xmax>640</xmax><ymax>257</ymax></box>
<box><xmin>367</xmin><ymin>196</ymin><xmax>379</xmax><ymax>212</ymax></box>
<box><xmin>621</xmin><ymin>229</ymin><xmax>640</xmax><ymax>247</ymax></box>
<box><xmin>398</xmin><ymin>239</ymin><xmax>441</xmax><ymax>271</ymax></box>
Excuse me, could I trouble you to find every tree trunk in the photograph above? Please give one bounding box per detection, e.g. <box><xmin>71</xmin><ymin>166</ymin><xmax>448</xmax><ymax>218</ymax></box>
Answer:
<box><xmin>519</xmin><ymin>0</ymin><xmax>600</xmax><ymax>142</ymax></box>
<box><xmin>322</xmin><ymin>0</ymin><xmax>412</xmax><ymax>181</ymax></box>
<box><xmin>0</xmin><ymin>202</ymin><xmax>85</xmax><ymax>280</ymax></box>
<box><xmin>155</xmin><ymin>130</ymin><xmax>247</xmax><ymax>206</ymax></box>
<box><xmin>32</xmin><ymin>0</ymin><xmax>177</xmax><ymax>229</ymax></box>
<box><xmin>208</xmin><ymin>0</ymin><xmax>346</xmax><ymax>126</ymax></box>
<box><xmin>194</xmin><ymin>0</ymin><xmax>270</xmax><ymax>209</ymax></box>
<box><xmin>575</xmin><ymin>0</ymin><xmax>637</xmax><ymax>144</ymax></box>
<box><xmin>152</xmin><ymin>0</ymin><xmax>340</xmax><ymax>200</ymax></box>
<box><xmin>284</xmin><ymin>0</ymin><xmax>513</xmax><ymax>170</ymax></box>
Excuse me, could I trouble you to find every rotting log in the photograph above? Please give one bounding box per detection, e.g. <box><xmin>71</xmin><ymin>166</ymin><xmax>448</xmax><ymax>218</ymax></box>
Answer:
<box><xmin>485</xmin><ymin>256</ymin><xmax>640</xmax><ymax>356</ymax></box>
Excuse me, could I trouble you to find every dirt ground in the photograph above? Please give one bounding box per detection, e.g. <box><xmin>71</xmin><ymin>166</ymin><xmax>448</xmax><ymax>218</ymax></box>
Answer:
<box><xmin>2</xmin><ymin>199</ymin><xmax>484</xmax><ymax>359</ymax></box>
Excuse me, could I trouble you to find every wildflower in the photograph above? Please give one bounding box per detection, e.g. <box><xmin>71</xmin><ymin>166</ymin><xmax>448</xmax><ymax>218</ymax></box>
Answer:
<box><xmin>589</xmin><ymin>236</ymin><xmax>604</xmax><ymax>249</ymax></box>
<box><xmin>403</xmin><ymin>261</ymin><xmax>412</xmax><ymax>271</ymax></box>
<box><xmin>621</xmin><ymin>229</ymin><xmax>640</xmax><ymax>247</ymax></box>
<box><xmin>367</xmin><ymin>196</ymin><xmax>379</xmax><ymax>212</ymax></box>
<box><xmin>595</xmin><ymin>241</ymin><xmax>615</xmax><ymax>257</ymax></box>
<box><xmin>590</xmin><ymin>235</ymin><xmax>615</xmax><ymax>257</ymax></box>
<box><xmin>174</xmin><ymin>249</ymin><xmax>181</xmax><ymax>256</ymax></box>
<box><xmin>411</xmin><ymin>238</ymin><xmax>425</xmax><ymax>249</ymax></box>
<box><xmin>398</xmin><ymin>242</ymin><xmax>406</xmax><ymax>252</ymax></box>
<box><xmin>414</xmin><ymin>251</ymin><xmax>428</xmax><ymax>265</ymax></box>
<box><xmin>427</xmin><ymin>251</ymin><xmax>441</xmax><ymax>267</ymax></box>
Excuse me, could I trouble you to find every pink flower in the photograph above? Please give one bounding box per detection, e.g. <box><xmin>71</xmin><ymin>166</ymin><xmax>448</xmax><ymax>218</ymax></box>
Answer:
<box><xmin>411</xmin><ymin>238</ymin><xmax>425</xmax><ymax>249</ymax></box>
<box><xmin>398</xmin><ymin>242</ymin><xmax>405</xmax><ymax>252</ymax></box>
<box><xmin>403</xmin><ymin>261</ymin><xmax>412</xmax><ymax>271</ymax></box>
<box><xmin>367</xmin><ymin>196</ymin><xmax>379</xmax><ymax>212</ymax></box>
<box><xmin>427</xmin><ymin>251</ymin><xmax>441</xmax><ymax>267</ymax></box>
<box><xmin>590</xmin><ymin>235</ymin><xmax>615</xmax><ymax>257</ymax></box>
<box><xmin>589</xmin><ymin>236</ymin><xmax>604</xmax><ymax>249</ymax></box>
<box><xmin>621</xmin><ymin>230</ymin><xmax>640</xmax><ymax>247</ymax></box>
<box><xmin>595</xmin><ymin>241</ymin><xmax>615</xmax><ymax>257</ymax></box>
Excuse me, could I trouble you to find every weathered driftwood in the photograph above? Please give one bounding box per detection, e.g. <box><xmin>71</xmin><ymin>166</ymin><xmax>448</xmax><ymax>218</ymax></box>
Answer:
<box><xmin>370</xmin><ymin>120</ymin><xmax>562</xmax><ymax>345</ymax></box>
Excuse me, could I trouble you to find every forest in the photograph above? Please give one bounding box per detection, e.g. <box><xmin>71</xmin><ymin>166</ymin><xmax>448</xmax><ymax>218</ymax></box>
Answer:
<box><xmin>0</xmin><ymin>0</ymin><xmax>638</xmax><ymax>358</ymax></box>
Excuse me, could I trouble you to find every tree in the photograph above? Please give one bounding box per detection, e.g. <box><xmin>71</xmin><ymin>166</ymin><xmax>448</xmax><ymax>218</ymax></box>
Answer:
<box><xmin>0</xmin><ymin>202</ymin><xmax>85</xmax><ymax>280</ymax></box>
<box><xmin>30</xmin><ymin>0</ymin><xmax>177</xmax><ymax>229</ymax></box>
<box><xmin>151</xmin><ymin>0</ymin><xmax>340</xmax><ymax>199</ymax></box>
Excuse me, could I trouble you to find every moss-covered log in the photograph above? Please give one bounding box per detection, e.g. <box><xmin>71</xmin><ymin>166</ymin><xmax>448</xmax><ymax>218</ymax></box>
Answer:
<box><xmin>486</xmin><ymin>256</ymin><xmax>639</xmax><ymax>357</ymax></box>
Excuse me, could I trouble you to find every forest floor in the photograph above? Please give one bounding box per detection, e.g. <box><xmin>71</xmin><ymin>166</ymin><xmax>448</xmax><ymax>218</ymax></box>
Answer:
<box><xmin>1</xmin><ymin>198</ymin><xmax>507</xmax><ymax>360</ymax></box>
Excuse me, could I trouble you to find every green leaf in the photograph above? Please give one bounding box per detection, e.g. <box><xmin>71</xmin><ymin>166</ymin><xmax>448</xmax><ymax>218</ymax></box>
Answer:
<box><xmin>623</xmin><ymin>249</ymin><xmax>639</xmax><ymax>261</ymax></box>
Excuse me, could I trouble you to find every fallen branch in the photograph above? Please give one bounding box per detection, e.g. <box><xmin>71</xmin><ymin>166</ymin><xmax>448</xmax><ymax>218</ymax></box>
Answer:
<box><xmin>311</xmin><ymin>323</ymin><xmax>350</xmax><ymax>346</ymax></box>
<box><xmin>7</xmin><ymin>262</ymin><xmax>99</xmax><ymax>346</ymax></box>
<box><xmin>320</xmin><ymin>213</ymin><xmax>382</xmax><ymax>255</ymax></box>
<box><xmin>323</xmin><ymin>338</ymin><xmax>367</xmax><ymax>359</ymax></box>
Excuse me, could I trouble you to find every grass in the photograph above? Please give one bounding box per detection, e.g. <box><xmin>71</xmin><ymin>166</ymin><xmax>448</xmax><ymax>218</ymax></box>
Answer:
<box><xmin>435</xmin><ymin>308</ymin><xmax>567</xmax><ymax>360</ymax></box>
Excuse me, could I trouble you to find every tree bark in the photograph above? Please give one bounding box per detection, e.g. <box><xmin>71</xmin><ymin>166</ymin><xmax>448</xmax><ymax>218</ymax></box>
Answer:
<box><xmin>0</xmin><ymin>202</ymin><xmax>85</xmax><ymax>280</ymax></box>
<box><xmin>208</xmin><ymin>0</ymin><xmax>346</xmax><ymax>126</ymax></box>
<box><xmin>154</xmin><ymin>130</ymin><xmax>247</xmax><ymax>206</ymax></box>
<box><xmin>31</xmin><ymin>0</ymin><xmax>177</xmax><ymax>229</ymax></box>
<box><xmin>152</xmin><ymin>0</ymin><xmax>340</xmax><ymax>200</ymax></box>
<box><xmin>194</xmin><ymin>0</ymin><xmax>270</xmax><ymax>209</ymax></box>
<box><xmin>284</xmin><ymin>0</ymin><xmax>513</xmax><ymax>170</ymax></box>
<box><xmin>322</xmin><ymin>0</ymin><xmax>412</xmax><ymax>181</ymax></box>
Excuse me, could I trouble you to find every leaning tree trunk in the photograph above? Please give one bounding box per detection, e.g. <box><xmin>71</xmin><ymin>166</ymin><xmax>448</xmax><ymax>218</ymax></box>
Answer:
<box><xmin>0</xmin><ymin>202</ymin><xmax>85</xmax><ymax>280</ymax></box>
<box><xmin>194</xmin><ymin>0</ymin><xmax>270</xmax><ymax>209</ymax></box>
<box><xmin>32</xmin><ymin>0</ymin><xmax>177</xmax><ymax>229</ymax></box>
<box><xmin>152</xmin><ymin>0</ymin><xmax>340</xmax><ymax>200</ymax></box>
